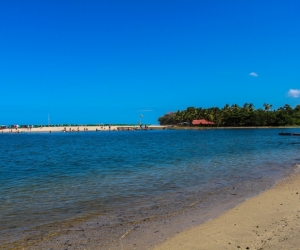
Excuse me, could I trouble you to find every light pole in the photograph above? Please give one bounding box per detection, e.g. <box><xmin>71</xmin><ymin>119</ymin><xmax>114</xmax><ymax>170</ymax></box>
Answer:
<box><xmin>139</xmin><ymin>114</ymin><xmax>143</xmax><ymax>127</ymax></box>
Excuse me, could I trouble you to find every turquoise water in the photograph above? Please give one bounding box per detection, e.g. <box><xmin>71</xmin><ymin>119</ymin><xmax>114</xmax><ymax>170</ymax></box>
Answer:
<box><xmin>1</xmin><ymin>128</ymin><xmax>300</xmax><ymax>245</ymax></box>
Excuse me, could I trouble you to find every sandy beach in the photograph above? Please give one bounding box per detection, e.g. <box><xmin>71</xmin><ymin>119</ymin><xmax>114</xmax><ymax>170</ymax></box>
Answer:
<box><xmin>2</xmin><ymin>168</ymin><xmax>299</xmax><ymax>250</ymax></box>
<box><xmin>153</xmin><ymin>168</ymin><xmax>300</xmax><ymax>250</ymax></box>
<box><xmin>0</xmin><ymin>125</ymin><xmax>297</xmax><ymax>134</ymax></box>
<box><xmin>0</xmin><ymin>125</ymin><xmax>165</xmax><ymax>133</ymax></box>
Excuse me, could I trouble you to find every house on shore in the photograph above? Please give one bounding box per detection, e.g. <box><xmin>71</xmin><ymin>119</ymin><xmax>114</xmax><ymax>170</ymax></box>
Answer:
<box><xmin>192</xmin><ymin>119</ymin><xmax>215</xmax><ymax>126</ymax></box>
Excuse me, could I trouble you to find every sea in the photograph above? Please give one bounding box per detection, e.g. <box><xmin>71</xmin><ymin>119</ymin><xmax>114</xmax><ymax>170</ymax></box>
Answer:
<box><xmin>1</xmin><ymin>128</ymin><xmax>300</xmax><ymax>248</ymax></box>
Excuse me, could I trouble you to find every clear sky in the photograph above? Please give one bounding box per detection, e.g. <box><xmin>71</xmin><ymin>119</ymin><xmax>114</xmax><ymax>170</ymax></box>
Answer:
<box><xmin>1</xmin><ymin>0</ymin><xmax>300</xmax><ymax>125</ymax></box>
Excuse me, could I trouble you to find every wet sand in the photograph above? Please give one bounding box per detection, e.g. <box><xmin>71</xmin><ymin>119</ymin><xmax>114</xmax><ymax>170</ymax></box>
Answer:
<box><xmin>154</xmin><ymin>169</ymin><xmax>300</xmax><ymax>250</ymax></box>
<box><xmin>1</xmin><ymin>170</ymin><xmax>293</xmax><ymax>250</ymax></box>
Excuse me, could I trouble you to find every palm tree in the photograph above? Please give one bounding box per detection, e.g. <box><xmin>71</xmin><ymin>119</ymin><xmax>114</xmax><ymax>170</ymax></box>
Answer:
<box><xmin>183</xmin><ymin>107</ymin><xmax>198</xmax><ymax>125</ymax></box>
<box><xmin>231</xmin><ymin>104</ymin><xmax>240</xmax><ymax>110</ymax></box>
<box><xmin>263</xmin><ymin>103</ymin><xmax>271</xmax><ymax>111</ymax></box>
<box><xmin>222</xmin><ymin>104</ymin><xmax>230</xmax><ymax>111</ymax></box>
<box><xmin>248</xmin><ymin>103</ymin><xmax>255</xmax><ymax>112</ymax></box>
<box><xmin>243</xmin><ymin>103</ymin><xmax>249</xmax><ymax>111</ymax></box>
<box><xmin>174</xmin><ymin>110</ymin><xmax>182</xmax><ymax>124</ymax></box>
<box><xmin>283</xmin><ymin>104</ymin><xmax>293</xmax><ymax>114</ymax></box>
<box><xmin>263</xmin><ymin>103</ymin><xmax>272</xmax><ymax>125</ymax></box>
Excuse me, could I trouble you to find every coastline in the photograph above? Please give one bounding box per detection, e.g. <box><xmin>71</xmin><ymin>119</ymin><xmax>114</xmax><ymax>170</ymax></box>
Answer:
<box><xmin>3</xmin><ymin>166</ymin><xmax>298</xmax><ymax>250</ymax></box>
<box><xmin>1</xmin><ymin>125</ymin><xmax>298</xmax><ymax>134</ymax></box>
<box><xmin>1</xmin><ymin>129</ymin><xmax>299</xmax><ymax>249</ymax></box>
<box><xmin>167</xmin><ymin>125</ymin><xmax>300</xmax><ymax>130</ymax></box>
<box><xmin>0</xmin><ymin>125</ymin><xmax>166</xmax><ymax>133</ymax></box>
<box><xmin>153</xmin><ymin>167</ymin><xmax>300</xmax><ymax>250</ymax></box>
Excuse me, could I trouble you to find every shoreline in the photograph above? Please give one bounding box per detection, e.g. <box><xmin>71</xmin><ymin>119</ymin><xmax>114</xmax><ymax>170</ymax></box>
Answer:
<box><xmin>1</xmin><ymin>129</ymin><xmax>299</xmax><ymax>249</ymax></box>
<box><xmin>2</xmin><ymin>165</ymin><xmax>297</xmax><ymax>250</ymax></box>
<box><xmin>167</xmin><ymin>125</ymin><xmax>300</xmax><ymax>130</ymax></box>
<box><xmin>0</xmin><ymin>125</ymin><xmax>299</xmax><ymax>134</ymax></box>
<box><xmin>153</xmin><ymin>166</ymin><xmax>300</xmax><ymax>250</ymax></box>
<box><xmin>0</xmin><ymin>125</ymin><xmax>166</xmax><ymax>133</ymax></box>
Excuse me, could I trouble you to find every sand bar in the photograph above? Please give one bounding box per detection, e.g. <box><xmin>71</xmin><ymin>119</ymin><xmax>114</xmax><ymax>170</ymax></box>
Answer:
<box><xmin>153</xmin><ymin>168</ymin><xmax>300</xmax><ymax>250</ymax></box>
<box><xmin>0</xmin><ymin>125</ymin><xmax>165</xmax><ymax>133</ymax></box>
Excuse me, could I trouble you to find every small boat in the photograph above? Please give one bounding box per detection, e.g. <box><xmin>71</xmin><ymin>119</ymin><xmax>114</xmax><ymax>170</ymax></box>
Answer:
<box><xmin>293</xmin><ymin>133</ymin><xmax>300</xmax><ymax>136</ymax></box>
<box><xmin>279</xmin><ymin>132</ymin><xmax>292</xmax><ymax>136</ymax></box>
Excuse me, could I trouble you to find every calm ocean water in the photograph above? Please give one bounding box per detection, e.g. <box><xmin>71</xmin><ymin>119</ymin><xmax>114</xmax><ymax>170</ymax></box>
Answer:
<box><xmin>1</xmin><ymin>128</ymin><xmax>300</xmax><ymax>245</ymax></box>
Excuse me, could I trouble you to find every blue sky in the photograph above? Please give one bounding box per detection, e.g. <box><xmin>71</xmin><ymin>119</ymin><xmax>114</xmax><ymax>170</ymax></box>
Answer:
<box><xmin>1</xmin><ymin>1</ymin><xmax>300</xmax><ymax>125</ymax></box>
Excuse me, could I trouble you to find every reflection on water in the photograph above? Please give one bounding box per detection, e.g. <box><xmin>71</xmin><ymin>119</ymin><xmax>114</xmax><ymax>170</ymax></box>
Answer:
<box><xmin>0</xmin><ymin>128</ymin><xmax>300</xmax><ymax>243</ymax></box>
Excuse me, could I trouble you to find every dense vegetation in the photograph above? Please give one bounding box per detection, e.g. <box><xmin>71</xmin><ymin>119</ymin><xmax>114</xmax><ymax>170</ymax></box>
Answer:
<box><xmin>158</xmin><ymin>103</ymin><xmax>300</xmax><ymax>126</ymax></box>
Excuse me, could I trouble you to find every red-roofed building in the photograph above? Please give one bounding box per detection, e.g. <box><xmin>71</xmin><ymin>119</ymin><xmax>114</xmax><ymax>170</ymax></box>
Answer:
<box><xmin>192</xmin><ymin>119</ymin><xmax>215</xmax><ymax>126</ymax></box>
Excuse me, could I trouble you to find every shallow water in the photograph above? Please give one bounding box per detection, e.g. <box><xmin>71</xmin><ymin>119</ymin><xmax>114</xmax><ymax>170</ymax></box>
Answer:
<box><xmin>0</xmin><ymin>128</ymin><xmax>300</xmax><ymax>246</ymax></box>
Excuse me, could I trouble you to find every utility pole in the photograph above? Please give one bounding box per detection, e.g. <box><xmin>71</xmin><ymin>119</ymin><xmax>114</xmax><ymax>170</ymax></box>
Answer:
<box><xmin>139</xmin><ymin>114</ymin><xmax>143</xmax><ymax>127</ymax></box>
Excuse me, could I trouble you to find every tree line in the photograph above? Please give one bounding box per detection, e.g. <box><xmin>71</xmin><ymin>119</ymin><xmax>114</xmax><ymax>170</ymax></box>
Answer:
<box><xmin>158</xmin><ymin>103</ymin><xmax>300</xmax><ymax>126</ymax></box>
